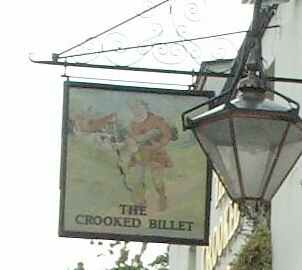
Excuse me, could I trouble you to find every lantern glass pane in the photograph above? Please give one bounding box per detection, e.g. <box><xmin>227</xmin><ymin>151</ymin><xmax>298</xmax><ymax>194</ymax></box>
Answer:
<box><xmin>195</xmin><ymin>118</ymin><xmax>241</xmax><ymax>198</ymax></box>
<box><xmin>263</xmin><ymin>123</ymin><xmax>302</xmax><ymax>200</ymax></box>
<box><xmin>233</xmin><ymin>117</ymin><xmax>288</xmax><ymax>198</ymax></box>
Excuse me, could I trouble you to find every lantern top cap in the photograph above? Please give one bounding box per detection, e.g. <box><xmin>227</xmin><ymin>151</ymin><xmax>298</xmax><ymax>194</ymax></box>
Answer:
<box><xmin>238</xmin><ymin>71</ymin><xmax>267</xmax><ymax>93</ymax></box>
<box><xmin>188</xmin><ymin>92</ymin><xmax>300</xmax><ymax>128</ymax></box>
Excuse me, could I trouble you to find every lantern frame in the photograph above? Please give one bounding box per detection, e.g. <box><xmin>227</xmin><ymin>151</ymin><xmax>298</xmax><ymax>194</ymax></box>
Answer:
<box><xmin>182</xmin><ymin>86</ymin><xmax>302</xmax><ymax>203</ymax></box>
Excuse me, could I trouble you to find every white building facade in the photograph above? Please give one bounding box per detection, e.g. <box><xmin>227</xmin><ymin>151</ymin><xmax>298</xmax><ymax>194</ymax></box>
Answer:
<box><xmin>263</xmin><ymin>1</ymin><xmax>302</xmax><ymax>269</ymax></box>
<box><xmin>170</xmin><ymin>1</ymin><xmax>302</xmax><ymax>269</ymax></box>
<box><xmin>169</xmin><ymin>173</ymin><xmax>252</xmax><ymax>270</ymax></box>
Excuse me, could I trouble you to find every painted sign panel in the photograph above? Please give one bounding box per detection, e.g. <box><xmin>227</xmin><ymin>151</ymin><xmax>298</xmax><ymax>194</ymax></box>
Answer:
<box><xmin>59</xmin><ymin>81</ymin><xmax>213</xmax><ymax>245</ymax></box>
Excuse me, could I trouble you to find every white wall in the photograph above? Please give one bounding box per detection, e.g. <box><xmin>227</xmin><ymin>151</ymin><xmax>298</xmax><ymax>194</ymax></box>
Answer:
<box><xmin>170</xmin><ymin>3</ymin><xmax>302</xmax><ymax>268</ymax></box>
<box><xmin>263</xmin><ymin>1</ymin><xmax>302</xmax><ymax>269</ymax></box>
<box><xmin>169</xmin><ymin>245</ymin><xmax>190</xmax><ymax>270</ymax></box>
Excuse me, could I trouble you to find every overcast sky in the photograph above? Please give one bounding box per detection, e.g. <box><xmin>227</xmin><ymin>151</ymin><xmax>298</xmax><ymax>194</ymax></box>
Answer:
<box><xmin>0</xmin><ymin>1</ymin><xmax>252</xmax><ymax>269</ymax></box>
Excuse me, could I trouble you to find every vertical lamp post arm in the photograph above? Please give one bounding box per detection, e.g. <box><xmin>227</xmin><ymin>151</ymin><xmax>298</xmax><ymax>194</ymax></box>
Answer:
<box><xmin>239</xmin><ymin>0</ymin><xmax>273</xmax><ymax>229</ymax></box>
<box><xmin>247</xmin><ymin>0</ymin><xmax>265</xmax><ymax>75</ymax></box>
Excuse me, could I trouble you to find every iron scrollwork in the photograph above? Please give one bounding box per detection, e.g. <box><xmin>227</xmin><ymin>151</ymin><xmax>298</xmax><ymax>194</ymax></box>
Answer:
<box><xmin>81</xmin><ymin>0</ymin><xmax>237</xmax><ymax>68</ymax></box>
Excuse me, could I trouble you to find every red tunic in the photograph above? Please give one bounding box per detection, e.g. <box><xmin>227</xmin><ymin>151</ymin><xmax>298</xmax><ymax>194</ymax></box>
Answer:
<box><xmin>128</xmin><ymin>112</ymin><xmax>173</xmax><ymax>168</ymax></box>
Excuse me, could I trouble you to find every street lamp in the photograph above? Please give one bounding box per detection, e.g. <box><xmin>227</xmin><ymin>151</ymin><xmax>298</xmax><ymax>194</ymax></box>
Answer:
<box><xmin>183</xmin><ymin>71</ymin><xmax>302</xmax><ymax>203</ymax></box>
<box><xmin>182</xmin><ymin>0</ymin><xmax>302</xmax><ymax>205</ymax></box>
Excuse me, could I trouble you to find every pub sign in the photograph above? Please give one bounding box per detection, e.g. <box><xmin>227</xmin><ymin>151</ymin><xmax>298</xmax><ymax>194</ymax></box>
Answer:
<box><xmin>59</xmin><ymin>81</ymin><xmax>212</xmax><ymax>245</ymax></box>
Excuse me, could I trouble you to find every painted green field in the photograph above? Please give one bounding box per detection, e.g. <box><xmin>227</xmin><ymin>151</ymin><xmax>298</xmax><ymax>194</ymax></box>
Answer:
<box><xmin>63</xmin><ymin>131</ymin><xmax>208</xmax><ymax>238</ymax></box>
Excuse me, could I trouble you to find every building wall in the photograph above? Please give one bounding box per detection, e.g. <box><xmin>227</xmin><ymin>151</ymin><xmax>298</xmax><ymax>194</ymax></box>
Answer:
<box><xmin>262</xmin><ymin>1</ymin><xmax>302</xmax><ymax>269</ymax></box>
<box><xmin>169</xmin><ymin>59</ymin><xmax>251</xmax><ymax>270</ymax></box>
<box><xmin>170</xmin><ymin>5</ymin><xmax>302</xmax><ymax>266</ymax></box>
<box><xmin>198</xmin><ymin>174</ymin><xmax>249</xmax><ymax>270</ymax></box>
<box><xmin>169</xmin><ymin>172</ymin><xmax>250</xmax><ymax>270</ymax></box>
<box><xmin>169</xmin><ymin>168</ymin><xmax>248</xmax><ymax>270</ymax></box>
<box><xmin>169</xmin><ymin>245</ymin><xmax>191</xmax><ymax>270</ymax></box>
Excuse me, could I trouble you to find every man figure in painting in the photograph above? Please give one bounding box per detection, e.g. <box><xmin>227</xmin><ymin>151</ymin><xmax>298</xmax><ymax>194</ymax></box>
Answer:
<box><xmin>126</xmin><ymin>98</ymin><xmax>173</xmax><ymax>211</ymax></box>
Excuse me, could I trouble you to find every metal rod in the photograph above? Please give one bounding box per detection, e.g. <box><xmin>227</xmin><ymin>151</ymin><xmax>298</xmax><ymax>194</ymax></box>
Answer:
<box><xmin>261</xmin><ymin>123</ymin><xmax>290</xmax><ymax>199</ymax></box>
<box><xmin>56</xmin><ymin>0</ymin><xmax>170</xmax><ymax>57</ymax></box>
<box><xmin>66</xmin><ymin>75</ymin><xmax>190</xmax><ymax>87</ymax></box>
<box><xmin>58</xmin><ymin>25</ymin><xmax>280</xmax><ymax>60</ymax></box>
<box><xmin>181</xmin><ymin>90</ymin><xmax>231</xmax><ymax>130</ymax></box>
<box><xmin>266</xmin><ymin>76</ymin><xmax>302</xmax><ymax>84</ymax></box>
<box><xmin>29</xmin><ymin>58</ymin><xmax>206</xmax><ymax>76</ymax></box>
<box><xmin>220</xmin><ymin>4</ymin><xmax>278</xmax><ymax>102</ymax></box>
<box><xmin>230</xmin><ymin>119</ymin><xmax>246</xmax><ymax>197</ymax></box>
<box><xmin>30</xmin><ymin>58</ymin><xmax>302</xmax><ymax>85</ymax></box>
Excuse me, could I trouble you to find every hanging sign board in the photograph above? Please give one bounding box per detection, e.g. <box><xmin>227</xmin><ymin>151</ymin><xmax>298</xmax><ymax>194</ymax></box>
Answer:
<box><xmin>59</xmin><ymin>81</ymin><xmax>213</xmax><ymax>245</ymax></box>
